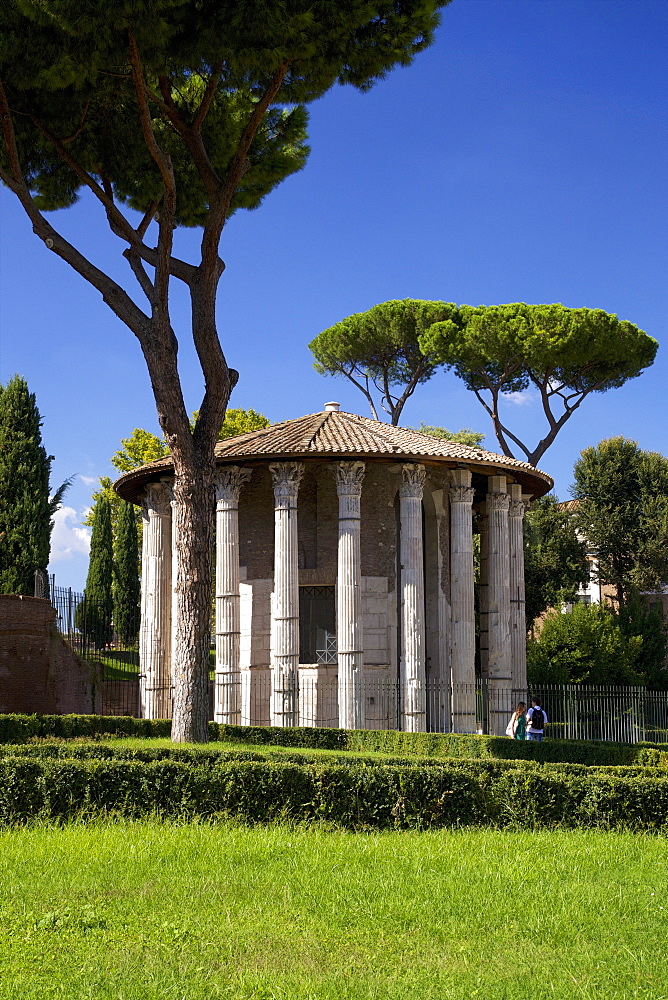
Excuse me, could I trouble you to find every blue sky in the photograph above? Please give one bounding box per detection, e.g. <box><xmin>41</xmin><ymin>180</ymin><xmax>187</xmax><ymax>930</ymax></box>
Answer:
<box><xmin>1</xmin><ymin>0</ymin><xmax>666</xmax><ymax>592</ymax></box>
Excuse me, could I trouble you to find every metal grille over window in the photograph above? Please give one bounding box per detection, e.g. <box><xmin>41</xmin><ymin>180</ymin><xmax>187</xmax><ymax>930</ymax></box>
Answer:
<box><xmin>299</xmin><ymin>586</ymin><xmax>336</xmax><ymax>664</ymax></box>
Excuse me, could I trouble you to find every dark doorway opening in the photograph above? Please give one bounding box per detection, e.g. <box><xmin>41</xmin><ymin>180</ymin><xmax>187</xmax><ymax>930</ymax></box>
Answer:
<box><xmin>299</xmin><ymin>585</ymin><xmax>336</xmax><ymax>663</ymax></box>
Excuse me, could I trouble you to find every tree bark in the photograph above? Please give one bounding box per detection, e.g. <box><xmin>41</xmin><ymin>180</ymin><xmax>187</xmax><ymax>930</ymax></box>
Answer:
<box><xmin>169</xmin><ymin>455</ymin><xmax>217</xmax><ymax>742</ymax></box>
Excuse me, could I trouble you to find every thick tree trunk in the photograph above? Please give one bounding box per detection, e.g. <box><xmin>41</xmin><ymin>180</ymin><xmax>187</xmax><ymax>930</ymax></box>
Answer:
<box><xmin>170</xmin><ymin>458</ymin><xmax>216</xmax><ymax>742</ymax></box>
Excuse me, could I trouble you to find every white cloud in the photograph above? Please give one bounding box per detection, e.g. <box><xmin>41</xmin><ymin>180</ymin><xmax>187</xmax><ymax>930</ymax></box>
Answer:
<box><xmin>79</xmin><ymin>475</ymin><xmax>97</xmax><ymax>486</ymax></box>
<box><xmin>501</xmin><ymin>390</ymin><xmax>536</xmax><ymax>407</ymax></box>
<box><xmin>50</xmin><ymin>506</ymin><xmax>91</xmax><ymax>562</ymax></box>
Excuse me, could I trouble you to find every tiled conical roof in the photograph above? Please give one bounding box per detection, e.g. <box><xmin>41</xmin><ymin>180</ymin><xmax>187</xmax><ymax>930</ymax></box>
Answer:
<box><xmin>114</xmin><ymin>408</ymin><xmax>553</xmax><ymax>502</ymax></box>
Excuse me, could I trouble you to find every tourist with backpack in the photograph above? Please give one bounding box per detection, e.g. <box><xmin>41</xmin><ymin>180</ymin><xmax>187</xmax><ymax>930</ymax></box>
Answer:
<box><xmin>526</xmin><ymin>698</ymin><xmax>548</xmax><ymax>741</ymax></box>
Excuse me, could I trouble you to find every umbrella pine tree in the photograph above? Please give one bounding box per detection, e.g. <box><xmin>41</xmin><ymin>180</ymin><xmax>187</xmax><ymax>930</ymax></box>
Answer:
<box><xmin>0</xmin><ymin>0</ymin><xmax>451</xmax><ymax>740</ymax></box>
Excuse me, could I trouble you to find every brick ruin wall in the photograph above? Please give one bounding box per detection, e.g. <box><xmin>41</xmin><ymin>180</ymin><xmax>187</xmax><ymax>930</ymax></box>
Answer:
<box><xmin>0</xmin><ymin>595</ymin><xmax>98</xmax><ymax>714</ymax></box>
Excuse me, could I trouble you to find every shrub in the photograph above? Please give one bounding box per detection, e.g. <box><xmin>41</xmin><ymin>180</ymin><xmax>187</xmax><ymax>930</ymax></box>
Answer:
<box><xmin>528</xmin><ymin>602</ymin><xmax>645</xmax><ymax>685</ymax></box>
<box><xmin>0</xmin><ymin>756</ymin><xmax>666</xmax><ymax>831</ymax></box>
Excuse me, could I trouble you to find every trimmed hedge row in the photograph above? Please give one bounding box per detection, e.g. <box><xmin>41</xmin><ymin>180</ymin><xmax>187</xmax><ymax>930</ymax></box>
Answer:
<box><xmin>0</xmin><ymin>756</ymin><xmax>667</xmax><ymax>831</ymax></box>
<box><xmin>0</xmin><ymin>714</ymin><xmax>173</xmax><ymax>743</ymax></box>
<box><xmin>0</xmin><ymin>740</ymin><xmax>665</xmax><ymax>782</ymax></box>
<box><xmin>1</xmin><ymin>714</ymin><xmax>667</xmax><ymax>768</ymax></box>
<box><xmin>214</xmin><ymin>723</ymin><xmax>668</xmax><ymax>768</ymax></box>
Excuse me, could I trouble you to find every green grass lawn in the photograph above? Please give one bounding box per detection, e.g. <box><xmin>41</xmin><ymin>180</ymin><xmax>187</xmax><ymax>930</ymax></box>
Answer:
<box><xmin>91</xmin><ymin>648</ymin><xmax>215</xmax><ymax>679</ymax></box>
<box><xmin>0</xmin><ymin>822</ymin><xmax>665</xmax><ymax>1000</ymax></box>
<box><xmin>94</xmin><ymin>649</ymin><xmax>140</xmax><ymax>680</ymax></box>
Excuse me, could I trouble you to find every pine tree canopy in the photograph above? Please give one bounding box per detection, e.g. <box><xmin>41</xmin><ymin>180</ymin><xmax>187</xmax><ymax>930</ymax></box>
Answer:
<box><xmin>0</xmin><ymin>1</ymin><xmax>448</xmax><ymax>226</ymax></box>
<box><xmin>420</xmin><ymin>302</ymin><xmax>657</xmax><ymax>466</ymax></box>
<box><xmin>310</xmin><ymin>299</ymin><xmax>461</xmax><ymax>423</ymax></box>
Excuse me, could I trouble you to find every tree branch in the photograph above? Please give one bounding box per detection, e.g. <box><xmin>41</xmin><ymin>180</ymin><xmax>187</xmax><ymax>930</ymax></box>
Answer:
<box><xmin>137</xmin><ymin>201</ymin><xmax>158</xmax><ymax>240</ymax></box>
<box><xmin>525</xmin><ymin>391</ymin><xmax>591</xmax><ymax>467</ymax></box>
<box><xmin>472</xmin><ymin>387</ymin><xmax>531</xmax><ymax>461</ymax></box>
<box><xmin>183</xmin><ymin>67</ymin><xmax>294</xmax><ymax>453</ymax></box>
<box><xmin>390</xmin><ymin>358</ymin><xmax>432</xmax><ymax>425</ymax></box>
<box><xmin>128</xmin><ymin>33</ymin><xmax>177</xmax><ymax>335</ymax></box>
<box><xmin>337</xmin><ymin>367</ymin><xmax>379</xmax><ymax>420</ymax></box>
<box><xmin>193</xmin><ymin>60</ymin><xmax>225</xmax><ymax>130</ymax></box>
<box><xmin>0</xmin><ymin>77</ymin><xmax>24</xmax><ymax>187</ymax></box>
<box><xmin>183</xmin><ymin>59</ymin><xmax>294</xmax><ymax>453</ymax></box>
<box><xmin>218</xmin><ymin>59</ymin><xmax>291</xmax><ymax>219</ymax></box>
<box><xmin>123</xmin><ymin>247</ymin><xmax>154</xmax><ymax>303</ymax></box>
<box><xmin>380</xmin><ymin>368</ymin><xmax>396</xmax><ymax>423</ymax></box>
<box><xmin>26</xmin><ymin>108</ymin><xmax>196</xmax><ymax>286</ymax></box>
<box><xmin>156</xmin><ymin>75</ymin><xmax>221</xmax><ymax>196</ymax></box>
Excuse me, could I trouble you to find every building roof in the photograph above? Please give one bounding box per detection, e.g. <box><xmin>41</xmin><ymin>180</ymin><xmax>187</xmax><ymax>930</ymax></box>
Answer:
<box><xmin>114</xmin><ymin>408</ymin><xmax>553</xmax><ymax>503</ymax></box>
<box><xmin>556</xmin><ymin>499</ymin><xmax>580</xmax><ymax>512</ymax></box>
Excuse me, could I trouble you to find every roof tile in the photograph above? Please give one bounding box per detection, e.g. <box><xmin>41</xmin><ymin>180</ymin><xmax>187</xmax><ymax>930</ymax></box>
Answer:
<box><xmin>114</xmin><ymin>409</ymin><xmax>553</xmax><ymax>502</ymax></box>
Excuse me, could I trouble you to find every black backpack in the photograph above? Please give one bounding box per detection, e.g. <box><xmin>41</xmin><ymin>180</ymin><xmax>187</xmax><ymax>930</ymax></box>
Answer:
<box><xmin>531</xmin><ymin>707</ymin><xmax>545</xmax><ymax>730</ymax></box>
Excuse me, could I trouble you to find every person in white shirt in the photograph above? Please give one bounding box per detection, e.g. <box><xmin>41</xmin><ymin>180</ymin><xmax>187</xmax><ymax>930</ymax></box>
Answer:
<box><xmin>526</xmin><ymin>698</ymin><xmax>548</xmax><ymax>741</ymax></box>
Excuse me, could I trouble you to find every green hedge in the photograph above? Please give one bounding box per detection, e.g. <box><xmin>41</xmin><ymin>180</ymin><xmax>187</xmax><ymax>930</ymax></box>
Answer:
<box><xmin>0</xmin><ymin>714</ymin><xmax>173</xmax><ymax>743</ymax></box>
<box><xmin>1</xmin><ymin>714</ymin><xmax>667</xmax><ymax>769</ymax></box>
<box><xmin>217</xmin><ymin>724</ymin><xmax>668</xmax><ymax>767</ymax></box>
<box><xmin>0</xmin><ymin>741</ymin><xmax>666</xmax><ymax>784</ymax></box>
<box><xmin>0</xmin><ymin>756</ymin><xmax>667</xmax><ymax>831</ymax></box>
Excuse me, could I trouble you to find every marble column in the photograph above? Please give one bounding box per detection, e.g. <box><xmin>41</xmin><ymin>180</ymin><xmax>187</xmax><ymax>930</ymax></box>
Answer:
<box><xmin>424</xmin><ymin>474</ymin><xmax>450</xmax><ymax>733</ymax></box>
<box><xmin>139</xmin><ymin>481</ymin><xmax>173</xmax><ymax>719</ymax></box>
<box><xmin>449</xmin><ymin>469</ymin><xmax>476</xmax><ymax>733</ymax></box>
<box><xmin>509</xmin><ymin>484</ymin><xmax>531</xmax><ymax>693</ymax></box>
<box><xmin>165</xmin><ymin>477</ymin><xmax>179</xmax><ymax>716</ymax></box>
<box><xmin>399</xmin><ymin>464</ymin><xmax>427</xmax><ymax>732</ymax></box>
<box><xmin>333</xmin><ymin>461</ymin><xmax>366</xmax><ymax>730</ymax></box>
<box><xmin>214</xmin><ymin>466</ymin><xmax>252</xmax><ymax>725</ymax></box>
<box><xmin>484</xmin><ymin>475</ymin><xmax>511</xmax><ymax>736</ymax></box>
<box><xmin>269</xmin><ymin>462</ymin><xmax>304</xmax><ymax>727</ymax></box>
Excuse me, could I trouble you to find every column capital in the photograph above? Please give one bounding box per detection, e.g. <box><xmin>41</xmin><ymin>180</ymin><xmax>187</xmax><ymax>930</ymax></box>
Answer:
<box><xmin>269</xmin><ymin>462</ymin><xmax>305</xmax><ymax>502</ymax></box>
<box><xmin>143</xmin><ymin>481</ymin><xmax>172</xmax><ymax>517</ymax></box>
<box><xmin>215</xmin><ymin>466</ymin><xmax>252</xmax><ymax>505</ymax></box>
<box><xmin>486</xmin><ymin>492</ymin><xmax>510</xmax><ymax>513</ymax></box>
<box><xmin>509</xmin><ymin>486</ymin><xmax>532</xmax><ymax>518</ymax></box>
<box><xmin>332</xmin><ymin>460</ymin><xmax>365</xmax><ymax>495</ymax></box>
<box><xmin>450</xmin><ymin>484</ymin><xmax>475</xmax><ymax>505</ymax></box>
<box><xmin>399</xmin><ymin>463</ymin><xmax>426</xmax><ymax>499</ymax></box>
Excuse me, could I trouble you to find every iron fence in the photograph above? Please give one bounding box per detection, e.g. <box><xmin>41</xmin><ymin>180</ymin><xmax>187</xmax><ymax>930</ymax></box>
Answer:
<box><xmin>528</xmin><ymin>684</ymin><xmax>668</xmax><ymax>744</ymax></box>
<box><xmin>208</xmin><ymin>676</ymin><xmax>668</xmax><ymax>742</ymax></box>
<box><xmin>49</xmin><ymin>584</ymin><xmax>141</xmax><ymax>716</ymax></box>
<box><xmin>45</xmin><ymin>582</ymin><xmax>668</xmax><ymax>740</ymax></box>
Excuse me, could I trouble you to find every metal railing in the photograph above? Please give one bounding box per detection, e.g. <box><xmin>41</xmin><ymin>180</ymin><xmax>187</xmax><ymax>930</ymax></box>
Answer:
<box><xmin>211</xmin><ymin>676</ymin><xmax>668</xmax><ymax>743</ymax></box>
<box><xmin>48</xmin><ymin>584</ymin><xmax>141</xmax><ymax>717</ymax></box>
<box><xmin>45</xmin><ymin>582</ymin><xmax>668</xmax><ymax>741</ymax></box>
<box><xmin>528</xmin><ymin>684</ymin><xmax>668</xmax><ymax>744</ymax></box>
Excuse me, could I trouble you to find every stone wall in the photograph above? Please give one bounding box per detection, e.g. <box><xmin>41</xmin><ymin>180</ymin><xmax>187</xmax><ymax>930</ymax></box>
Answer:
<box><xmin>0</xmin><ymin>595</ymin><xmax>98</xmax><ymax>714</ymax></box>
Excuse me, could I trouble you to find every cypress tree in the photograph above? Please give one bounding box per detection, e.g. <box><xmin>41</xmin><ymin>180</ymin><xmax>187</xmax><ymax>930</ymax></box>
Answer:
<box><xmin>113</xmin><ymin>501</ymin><xmax>140</xmax><ymax>647</ymax></box>
<box><xmin>0</xmin><ymin>375</ymin><xmax>67</xmax><ymax>595</ymax></box>
<box><xmin>78</xmin><ymin>495</ymin><xmax>114</xmax><ymax>649</ymax></box>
